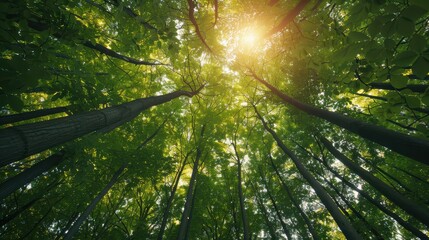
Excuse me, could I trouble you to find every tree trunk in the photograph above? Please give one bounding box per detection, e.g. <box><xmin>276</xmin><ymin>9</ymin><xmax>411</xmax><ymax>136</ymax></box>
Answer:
<box><xmin>157</xmin><ymin>153</ymin><xmax>189</xmax><ymax>240</ymax></box>
<box><xmin>0</xmin><ymin>197</ymin><xmax>41</xmax><ymax>227</ymax></box>
<box><xmin>314</xmin><ymin>155</ymin><xmax>429</xmax><ymax>239</ymax></box>
<box><xmin>391</xmin><ymin>165</ymin><xmax>429</xmax><ymax>187</ymax></box>
<box><xmin>250</xmin><ymin>181</ymin><xmax>277</xmax><ymax>239</ymax></box>
<box><xmin>266</xmin><ymin>0</ymin><xmax>311</xmax><ymax>36</ymax></box>
<box><xmin>268</xmin><ymin>155</ymin><xmax>320</xmax><ymax>240</ymax></box>
<box><xmin>0</xmin><ymin>151</ymin><xmax>65</xmax><ymax>200</ymax></box>
<box><xmin>319</xmin><ymin>136</ymin><xmax>429</xmax><ymax>227</ymax></box>
<box><xmin>251</xmin><ymin>72</ymin><xmax>429</xmax><ymax>165</ymax></box>
<box><xmin>0</xmin><ymin>106</ymin><xmax>69</xmax><ymax>125</ymax></box>
<box><xmin>63</xmin><ymin>164</ymin><xmax>125</xmax><ymax>240</ymax></box>
<box><xmin>232</xmin><ymin>143</ymin><xmax>251</xmax><ymax>240</ymax></box>
<box><xmin>0</xmin><ymin>88</ymin><xmax>202</xmax><ymax>165</ymax></box>
<box><xmin>369</xmin><ymin>82</ymin><xmax>428</xmax><ymax>93</ymax></box>
<box><xmin>259</xmin><ymin>170</ymin><xmax>292</xmax><ymax>240</ymax></box>
<box><xmin>320</xmin><ymin>175</ymin><xmax>384</xmax><ymax>240</ymax></box>
<box><xmin>176</xmin><ymin>149</ymin><xmax>201</xmax><ymax>240</ymax></box>
<box><xmin>253</xmin><ymin>106</ymin><xmax>362</xmax><ymax>240</ymax></box>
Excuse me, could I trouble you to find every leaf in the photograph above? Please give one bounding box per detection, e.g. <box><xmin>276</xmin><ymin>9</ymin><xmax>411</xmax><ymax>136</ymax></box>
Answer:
<box><xmin>406</xmin><ymin>96</ymin><xmax>421</xmax><ymax>108</ymax></box>
<box><xmin>8</xmin><ymin>95</ymin><xmax>24</xmax><ymax>111</ymax></box>
<box><xmin>401</xmin><ymin>5</ymin><xmax>428</xmax><ymax>22</ymax></box>
<box><xmin>412</xmin><ymin>56</ymin><xmax>429</xmax><ymax>79</ymax></box>
<box><xmin>422</xmin><ymin>95</ymin><xmax>429</xmax><ymax>105</ymax></box>
<box><xmin>409</xmin><ymin>35</ymin><xmax>428</xmax><ymax>53</ymax></box>
<box><xmin>396</xmin><ymin>17</ymin><xmax>415</xmax><ymax>37</ymax></box>
<box><xmin>390</xmin><ymin>75</ymin><xmax>408</xmax><ymax>89</ymax></box>
<box><xmin>384</xmin><ymin>38</ymin><xmax>396</xmax><ymax>50</ymax></box>
<box><xmin>410</xmin><ymin>0</ymin><xmax>429</xmax><ymax>11</ymax></box>
<box><xmin>348</xmin><ymin>31</ymin><xmax>369</xmax><ymax>43</ymax></box>
<box><xmin>393</xmin><ymin>50</ymin><xmax>418</xmax><ymax>66</ymax></box>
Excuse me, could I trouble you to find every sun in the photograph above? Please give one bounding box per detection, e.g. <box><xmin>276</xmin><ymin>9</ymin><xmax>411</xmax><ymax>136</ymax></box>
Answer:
<box><xmin>241</xmin><ymin>27</ymin><xmax>260</xmax><ymax>48</ymax></box>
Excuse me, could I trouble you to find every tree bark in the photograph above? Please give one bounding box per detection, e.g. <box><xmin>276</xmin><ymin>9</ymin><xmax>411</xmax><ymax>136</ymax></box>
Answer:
<box><xmin>157</xmin><ymin>152</ymin><xmax>190</xmax><ymax>240</ymax></box>
<box><xmin>63</xmin><ymin>164</ymin><xmax>125</xmax><ymax>240</ymax></box>
<box><xmin>0</xmin><ymin>151</ymin><xmax>65</xmax><ymax>200</ymax></box>
<box><xmin>176</xmin><ymin>148</ymin><xmax>201</xmax><ymax>240</ymax></box>
<box><xmin>0</xmin><ymin>88</ymin><xmax>202</xmax><ymax>165</ymax></box>
<box><xmin>0</xmin><ymin>106</ymin><xmax>69</xmax><ymax>125</ymax></box>
<box><xmin>232</xmin><ymin>143</ymin><xmax>250</xmax><ymax>240</ymax></box>
<box><xmin>251</xmin><ymin>72</ymin><xmax>429</xmax><ymax>165</ymax></box>
<box><xmin>253</xmin><ymin>105</ymin><xmax>362</xmax><ymax>240</ymax></box>
<box><xmin>319</xmin><ymin>136</ymin><xmax>429</xmax><ymax>227</ymax></box>
<box><xmin>177</xmin><ymin>125</ymin><xmax>205</xmax><ymax>240</ymax></box>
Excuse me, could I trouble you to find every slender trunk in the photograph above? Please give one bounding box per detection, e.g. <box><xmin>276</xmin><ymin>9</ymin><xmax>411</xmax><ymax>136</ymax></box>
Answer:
<box><xmin>369</xmin><ymin>82</ymin><xmax>428</xmax><ymax>93</ymax></box>
<box><xmin>253</xmin><ymin>106</ymin><xmax>362</xmax><ymax>240</ymax></box>
<box><xmin>250</xmin><ymin>181</ymin><xmax>277</xmax><ymax>239</ymax></box>
<box><xmin>359</xmin><ymin>157</ymin><xmax>412</xmax><ymax>193</ymax></box>
<box><xmin>232</xmin><ymin>143</ymin><xmax>251</xmax><ymax>240</ymax></box>
<box><xmin>82</xmin><ymin>41</ymin><xmax>162</xmax><ymax>66</ymax></box>
<box><xmin>139</xmin><ymin>119</ymin><xmax>168</xmax><ymax>150</ymax></box>
<box><xmin>157</xmin><ymin>153</ymin><xmax>189</xmax><ymax>240</ymax></box>
<box><xmin>63</xmin><ymin>164</ymin><xmax>126</xmax><ymax>240</ymax></box>
<box><xmin>0</xmin><ymin>197</ymin><xmax>41</xmax><ymax>226</ymax></box>
<box><xmin>315</xmin><ymin>155</ymin><xmax>429</xmax><ymax>239</ymax></box>
<box><xmin>251</xmin><ymin>72</ymin><xmax>429</xmax><ymax>165</ymax></box>
<box><xmin>176</xmin><ymin>149</ymin><xmax>201</xmax><ymax>240</ymax></box>
<box><xmin>319</xmin><ymin>136</ymin><xmax>429</xmax><ymax>227</ymax></box>
<box><xmin>266</xmin><ymin>0</ymin><xmax>311</xmax><ymax>36</ymax></box>
<box><xmin>187</xmin><ymin>0</ymin><xmax>213</xmax><ymax>53</ymax></box>
<box><xmin>391</xmin><ymin>165</ymin><xmax>429</xmax><ymax>187</ymax></box>
<box><xmin>231</xmin><ymin>197</ymin><xmax>241</xmax><ymax>240</ymax></box>
<box><xmin>260</xmin><ymin>171</ymin><xmax>292</xmax><ymax>240</ymax></box>
<box><xmin>269</xmin><ymin>155</ymin><xmax>320</xmax><ymax>240</ymax></box>
<box><xmin>184</xmin><ymin>182</ymin><xmax>198</xmax><ymax>240</ymax></box>
<box><xmin>0</xmin><ymin>151</ymin><xmax>65</xmax><ymax>200</ymax></box>
<box><xmin>354</xmin><ymin>93</ymin><xmax>429</xmax><ymax>114</ymax></box>
<box><xmin>0</xmin><ymin>88</ymin><xmax>202</xmax><ymax>165</ymax></box>
<box><xmin>0</xmin><ymin>106</ymin><xmax>69</xmax><ymax>125</ymax></box>
<box><xmin>320</xmin><ymin>175</ymin><xmax>383</xmax><ymax>240</ymax></box>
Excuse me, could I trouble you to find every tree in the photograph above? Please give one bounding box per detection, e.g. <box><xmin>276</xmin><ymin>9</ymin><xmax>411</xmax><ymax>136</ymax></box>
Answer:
<box><xmin>1</xmin><ymin>0</ymin><xmax>429</xmax><ymax>239</ymax></box>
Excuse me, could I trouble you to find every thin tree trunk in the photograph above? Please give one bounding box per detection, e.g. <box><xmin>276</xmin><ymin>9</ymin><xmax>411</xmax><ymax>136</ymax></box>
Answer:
<box><xmin>250</xmin><ymin>181</ymin><xmax>277</xmax><ymax>239</ymax></box>
<box><xmin>355</xmin><ymin>93</ymin><xmax>429</xmax><ymax>114</ymax></box>
<box><xmin>138</xmin><ymin>119</ymin><xmax>168</xmax><ymax>150</ymax></box>
<box><xmin>319</xmin><ymin>136</ymin><xmax>429</xmax><ymax>227</ymax></box>
<box><xmin>0</xmin><ymin>197</ymin><xmax>41</xmax><ymax>227</ymax></box>
<box><xmin>0</xmin><ymin>151</ymin><xmax>65</xmax><ymax>200</ymax></box>
<box><xmin>320</xmin><ymin>175</ymin><xmax>384</xmax><ymax>240</ymax></box>
<box><xmin>0</xmin><ymin>106</ymin><xmax>69</xmax><ymax>125</ymax></box>
<box><xmin>176</xmin><ymin>149</ymin><xmax>201</xmax><ymax>240</ymax></box>
<box><xmin>82</xmin><ymin>41</ymin><xmax>163</xmax><ymax>66</ymax></box>
<box><xmin>184</xmin><ymin>181</ymin><xmax>198</xmax><ymax>240</ymax></box>
<box><xmin>251</xmin><ymin>72</ymin><xmax>429</xmax><ymax>165</ymax></box>
<box><xmin>304</xmin><ymin>147</ymin><xmax>429</xmax><ymax>239</ymax></box>
<box><xmin>253</xmin><ymin>105</ymin><xmax>362</xmax><ymax>240</ymax></box>
<box><xmin>232</xmin><ymin>142</ymin><xmax>251</xmax><ymax>240</ymax></box>
<box><xmin>391</xmin><ymin>165</ymin><xmax>429</xmax><ymax>187</ymax></box>
<box><xmin>63</xmin><ymin>164</ymin><xmax>126</xmax><ymax>240</ymax></box>
<box><xmin>259</xmin><ymin>171</ymin><xmax>292</xmax><ymax>240</ymax></box>
<box><xmin>266</xmin><ymin>0</ymin><xmax>311</xmax><ymax>36</ymax></box>
<box><xmin>268</xmin><ymin>155</ymin><xmax>320</xmax><ymax>240</ymax></box>
<box><xmin>0</xmin><ymin>88</ymin><xmax>202</xmax><ymax>165</ymax></box>
<box><xmin>157</xmin><ymin>153</ymin><xmax>189</xmax><ymax>240</ymax></box>
<box><xmin>369</xmin><ymin>82</ymin><xmax>428</xmax><ymax>93</ymax></box>
<box><xmin>187</xmin><ymin>0</ymin><xmax>213</xmax><ymax>53</ymax></box>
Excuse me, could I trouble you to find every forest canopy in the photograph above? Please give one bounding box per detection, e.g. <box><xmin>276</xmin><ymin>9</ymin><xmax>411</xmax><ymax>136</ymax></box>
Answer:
<box><xmin>1</xmin><ymin>0</ymin><xmax>429</xmax><ymax>239</ymax></box>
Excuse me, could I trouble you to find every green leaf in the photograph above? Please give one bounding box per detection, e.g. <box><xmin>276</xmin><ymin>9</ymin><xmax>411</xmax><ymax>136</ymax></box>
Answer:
<box><xmin>406</xmin><ymin>96</ymin><xmax>421</xmax><ymax>108</ymax></box>
<box><xmin>409</xmin><ymin>35</ymin><xmax>428</xmax><ymax>53</ymax></box>
<box><xmin>412</xmin><ymin>56</ymin><xmax>429</xmax><ymax>79</ymax></box>
<box><xmin>410</xmin><ymin>0</ymin><xmax>429</xmax><ymax>11</ymax></box>
<box><xmin>384</xmin><ymin>38</ymin><xmax>396</xmax><ymax>50</ymax></box>
<box><xmin>390</xmin><ymin>75</ymin><xmax>408</xmax><ymax>89</ymax></box>
<box><xmin>395</xmin><ymin>17</ymin><xmax>415</xmax><ymax>37</ymax></box>
<box><xmin>348</xmin><ymin>31</ymin><xmax>369</xmax><ymax>43</ymax></box>
<box><xmin>393</xmin><ymin>50</ymin><xmax>418</xmax><ymax>66</ymax></box>
<box><xmin>8</xmin><ymin>95</ymin><xmax>24</xmax><ymax>111</ymax></box>
<box><xmin>422</xmin><ymin>95</ymin><xmax>429</xmax><ymax>105</ymax></box>
<box><xmin>401</xmin><ymin>5</ymin><xmax>427</xmax><ymax>22</ymax></box>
